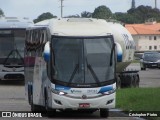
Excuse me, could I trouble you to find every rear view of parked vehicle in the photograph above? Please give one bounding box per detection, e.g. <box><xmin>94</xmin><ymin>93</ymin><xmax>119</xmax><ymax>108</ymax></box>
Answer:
<box><xmin>140</xmin><ymin>52</ymin><xmax>160</xmax><ymax>70</ymax></box>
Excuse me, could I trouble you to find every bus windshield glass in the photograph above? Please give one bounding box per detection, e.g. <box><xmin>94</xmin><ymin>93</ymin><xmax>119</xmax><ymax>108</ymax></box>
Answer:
<box><xmin>51</xmin><ymin>36</ymin><xmax>115</xmax><ymax>87</ymax></box>
<box><xmin>0</xmin><ymin>29</ymin><xmax>25</xmax><ymax>58</ymax></box>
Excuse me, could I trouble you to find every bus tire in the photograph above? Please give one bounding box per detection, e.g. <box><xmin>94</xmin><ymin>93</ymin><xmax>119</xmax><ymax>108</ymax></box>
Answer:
<box><xmin>44</xmin><ymin>90</ymin><xmax>56</xmax><ymax>117</ymax></box>
<box><xmin>116</xmin><ymin>76</ymin><xmax>121</xmax><ymax>89</ymax></box>
<box><xmin>135</xmin><ymin>74</ymin><xmax>139</xmax><ymax>88</ymax></box>
<box><xmin>100</xmin><ymin>109</ymin><xmax>109</xmax><ymax>118</ymax></box>
<box><xmin>28</xmin><ymin>85</ymin><xmax>32</xmax><ymax>105</ymax></box>
<box><xmin>129</xmin><ymin>75</ymin><xmax>135</xmax><ymax>88</ymax></box>
<box><xmin>31</xmin><ymin>94</ymin><xmax>40</xmax><ymax>112</ymax></box>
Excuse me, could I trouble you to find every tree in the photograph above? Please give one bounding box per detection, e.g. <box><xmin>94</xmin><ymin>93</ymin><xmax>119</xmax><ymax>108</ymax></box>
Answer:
<box><xmin>115</xmin><ymin>12</ymin><xmax>137</xmax><ymax>24</ymax></box>
<box><xmin>115</xmin><ymin>5</ymin><xmax>160</xmax><ymax>23</ymax></box>
<box><xmin>0</xmin><ymin>8</ymin><xmax>4</xmax><ymax>17</ymax></box>
<box><xmin>127</xmin><ymin>5</ymin><xmax>160</xmax><ymax>23</ymax></box>
<box><xmin>34</xmin><ymin>12</ymin><xmax>57</xmax><ymax>23</ymax></box>
<box><xmin>81</xmin><ymin>11</ymin><xmax>92</xmax><ymax>18</ymax></box>
<box><xmin>92</xmin><ymin>5</ymin><xmax>112</xmax><ymax>19</ymax></box>
<box><xmin>64</xmin><ymin>14</ymin><xmax>80</xmax><ymax>18</ymax></box>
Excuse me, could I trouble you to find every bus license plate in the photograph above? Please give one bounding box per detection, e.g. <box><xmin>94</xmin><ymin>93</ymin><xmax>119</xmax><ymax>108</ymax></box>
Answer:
<box><xmin>79</xmin><ymin>103</ymin><xmax>90</xmax><ymax>108</ymax></box>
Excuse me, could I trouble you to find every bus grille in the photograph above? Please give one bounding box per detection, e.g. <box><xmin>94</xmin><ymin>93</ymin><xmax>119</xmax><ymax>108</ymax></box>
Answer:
<box><xmin>4</xmin><ymin>74</ymin><xmax>24</xmax><ymax>80</ymax></box>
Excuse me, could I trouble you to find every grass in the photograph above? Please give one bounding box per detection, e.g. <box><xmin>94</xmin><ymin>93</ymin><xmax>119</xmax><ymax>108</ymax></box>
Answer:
<box><xmin>116</xmin><ymin>88</ymin><xmax>160</xmax><ymax>120</ymax></box>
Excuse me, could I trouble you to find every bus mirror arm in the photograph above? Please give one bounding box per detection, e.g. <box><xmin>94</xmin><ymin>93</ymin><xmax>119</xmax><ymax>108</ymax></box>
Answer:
<box><xmin>110</xmin><ymin>43</ymin><xmax>115</xmax><ymax>66</ymax></box>
<box><xmin>43</xmin><ymin>42</ymin><xmax>50</xmax><ymax>62</ymax></box>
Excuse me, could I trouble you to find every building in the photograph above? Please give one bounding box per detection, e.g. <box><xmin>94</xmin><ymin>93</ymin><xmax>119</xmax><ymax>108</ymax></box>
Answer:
<box><xmin>125</xmin><ymin>21</ymin><xmax>160</xmax><ymax>53</ymax></box>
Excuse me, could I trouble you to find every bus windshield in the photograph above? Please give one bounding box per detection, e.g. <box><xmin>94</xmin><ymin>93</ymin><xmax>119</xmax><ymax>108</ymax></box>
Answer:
<box><xmin>0</xmin><ymin>29</ymin><xmax>25</xmax><ymax>64</ymax></box>
<box><xmin>51</xmin><ymin>36</ymin><xmax>115</xmax><ymax>87</ymax></box>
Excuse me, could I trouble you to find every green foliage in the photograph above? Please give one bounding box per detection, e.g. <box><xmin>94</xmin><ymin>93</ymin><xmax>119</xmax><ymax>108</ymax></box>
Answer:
<box><xmin>33</xmin><ymin>5</ymin><xmax>160</xmax><ymax>24</ymax></box>
<box><xmin>81</xmin><ymin>11</ymin><xmax>92</xmax><ymax>18</ymax></box>
<box><xmin>0</xmin><ymin>8</ymin><xmax>4</xmax><ymax>17</ymax></box>
<box><xmin>115</xmin><ymin>13</ymin><xmax>136</xmax><ymax>24</ymax></box>
<box><xmin>92</xmin><ymin>5</ymin><xmax>112</xmax><ymax>19</ymax></box>
<box><xmin>34</xmin><ymin>12</ymin><xmax>57</xmax><ymax>23</ymax></box>
<box><xmin>65</xmin><ymin>14</ymin><xmax>80</xmax><ymax>18</ymax></box>
<box><xmin>115</xmin><ymin>5</ymin><xmax>160</xmax><ymax>23</ymax></box>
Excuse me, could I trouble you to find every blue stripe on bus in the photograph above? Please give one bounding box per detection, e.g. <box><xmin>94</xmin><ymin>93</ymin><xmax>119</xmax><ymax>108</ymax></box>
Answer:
<box><xmin>55</xmin><ymin>85</ymin><xmax>71</xmax><ymax>90</ymax></box>
<box><xmin>98</xmin><ymin>86</ymin><xmax>113</xmax><ymax>93</ymax></box>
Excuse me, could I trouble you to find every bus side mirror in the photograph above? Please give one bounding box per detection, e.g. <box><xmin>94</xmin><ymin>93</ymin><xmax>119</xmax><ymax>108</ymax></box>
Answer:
<box><xmin>115</xmin><ymin>42</ymin><xmax>123</xmax><ymax>62</ymax></box>
<box><xmin>43</xmin><ymin>41</ymin><xmax>50</xmax><ymax>62</ymax></box>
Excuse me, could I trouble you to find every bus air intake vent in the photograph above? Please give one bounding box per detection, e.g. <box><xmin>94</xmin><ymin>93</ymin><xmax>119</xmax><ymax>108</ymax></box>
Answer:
<box><xmin>67</xmin><ymin>18</ymin><xmax>93</xmax><ymax>22</ymax></box>
<box><xmin>7</xmin><ymin>20</ymin><xmax>20</xmax><ymax>22</ymax></box>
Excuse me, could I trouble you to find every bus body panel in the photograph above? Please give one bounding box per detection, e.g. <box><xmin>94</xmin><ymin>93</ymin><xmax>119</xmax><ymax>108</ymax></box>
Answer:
<box><xmin>32</xmin><ymin>57</ymin><xmax>47</xmax><ymax>106</ymax></box>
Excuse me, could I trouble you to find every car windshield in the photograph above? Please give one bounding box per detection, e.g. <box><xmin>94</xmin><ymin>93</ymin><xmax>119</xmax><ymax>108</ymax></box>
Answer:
<box><xmin>144</xmin><ymin>52</ymin><xmax>160</xmax><ymax>61</ymax></box>
<box><xmin>51</xmin><ymin>36</ymin><xmax>115</xmax><ymax>87</ymax></box>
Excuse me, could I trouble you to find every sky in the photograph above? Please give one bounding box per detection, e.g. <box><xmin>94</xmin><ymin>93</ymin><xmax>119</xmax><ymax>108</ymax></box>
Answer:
<box><xmin>0</xmin><ymin>0</ymin><xmax>160</xmax><ymax>21</ymax></box>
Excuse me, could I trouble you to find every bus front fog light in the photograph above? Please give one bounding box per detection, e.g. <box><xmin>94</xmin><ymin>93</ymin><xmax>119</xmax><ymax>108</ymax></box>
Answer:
<box><xmin>106</xmin><ymin>99</ymin><xmax>114</xmax><ymax>105</ymax></box>
<box><xmin>54</xmin><ymin>99</ymin><xmax>62</xmax><ymax>105</ymax></box>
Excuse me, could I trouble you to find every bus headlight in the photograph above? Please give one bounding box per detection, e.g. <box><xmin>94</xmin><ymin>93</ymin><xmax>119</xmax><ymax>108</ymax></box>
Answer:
<box><xmin>101</xmin><ymin>89</ymin><xmax>116</xmax><ymax>95</ymax></box>
<box><xmin>51</xmin><ymin>89</ymin><xmax>67</xmax><ymax>95</ymax></box>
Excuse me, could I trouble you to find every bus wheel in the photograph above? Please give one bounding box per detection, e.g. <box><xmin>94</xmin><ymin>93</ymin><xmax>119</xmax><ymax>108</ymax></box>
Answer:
<box><xmin>31</xmin><ymin>94</ymin><xmax>40</xmax><ymax>112</ymax></box>
<box><xmin>45</xmin><ymin>93</ymin><xmax>56</xmax><ymax>117</ymax></box>
<box><xmin>116</xmin><ymin>76</ymin><xmax>121</xmax><ymax>89</ymax></box>
<box><xmin>100</xmin><ymin>109</ymin><xmax>109</xmax><ymax>118</ymax></box>
<box><xmin>129</xmin><ymin>75</ymin><xmax>135</xmax><ymax>88</ymax></box>
<box><xmin>135</xmin><ymin>74</ymin><xmax>140</xmax><ymax>88</ymax></box>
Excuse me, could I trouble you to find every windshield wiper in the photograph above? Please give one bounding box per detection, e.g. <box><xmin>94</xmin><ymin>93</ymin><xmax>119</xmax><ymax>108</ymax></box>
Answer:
<box><xmin>4</xmin><ymin>49</ymin><xmax>24</xmax><ymax>66</ymax></box>
<box><xmin>110</xmin><ymin>43</ymin><xmax>115</xmax><ymax>66</ymax></box>
<box><xmin>67</xmin><ymin>64</ymin><xmax>79</xmax><ymax>85</ymax></box>
<box><xmin>86</xmin><ymin>58</ymin><xmax>100</xmax><ymax>86</ymax></box>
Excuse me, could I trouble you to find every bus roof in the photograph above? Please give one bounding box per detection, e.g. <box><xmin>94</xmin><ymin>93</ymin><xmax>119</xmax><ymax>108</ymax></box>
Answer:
<box><xmin>35</xmin><ymin>18</ymin><xmax>113</xmax><ymax>36</ymax></box>
<box><xmin>0</xmin><ymin>17</ymin><xmax>33</xmax><ymax>29</ymax></box>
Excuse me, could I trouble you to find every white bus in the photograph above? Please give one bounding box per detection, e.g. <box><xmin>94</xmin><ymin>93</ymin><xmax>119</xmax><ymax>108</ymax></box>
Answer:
<box><xmin>0</xmin><ymin>17</ymin><xmax>33</xmax><ymax>81</ymax></box>
<box><xmin>25</xmin><ymin>18</ymin><xmax>116</xmax><ymax>117</ymax></box>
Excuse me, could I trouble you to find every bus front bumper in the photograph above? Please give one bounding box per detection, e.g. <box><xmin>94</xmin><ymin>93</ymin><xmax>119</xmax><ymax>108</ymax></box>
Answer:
<box><xmin>50</xmin><ymin>92</ymin><xmax>115</xmax><ymax>110</ymax></box>
<box><xmin>0</xmin><ymin>72</ymin><xmax>24</xmax><ymax>80</ymax></box>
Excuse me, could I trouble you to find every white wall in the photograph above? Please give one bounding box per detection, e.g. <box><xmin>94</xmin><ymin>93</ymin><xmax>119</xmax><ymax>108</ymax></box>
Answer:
<box><xmin>132</xmin><ymin>35</ymin><xmax>160</xmax><ymax>52</ymax></box>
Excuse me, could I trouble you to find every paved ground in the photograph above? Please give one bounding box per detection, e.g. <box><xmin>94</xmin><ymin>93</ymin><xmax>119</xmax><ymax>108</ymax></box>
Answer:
<box><xmin>127</xmin><ymin>63</ymin><xmax>160</xmax><ymax>88</ymax></box>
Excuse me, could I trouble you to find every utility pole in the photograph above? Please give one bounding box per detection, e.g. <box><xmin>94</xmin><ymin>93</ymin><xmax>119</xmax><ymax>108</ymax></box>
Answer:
<box><xmin>131</xmin><ymin>0</ymin><xmax>135</xmax><ymax>9</ymax></box>
<box><xmin>155</xmin><ymin>0</ymin><xmax>157</xmax><ymax>9</ymax></box>
<box><xmin>60</xmin><ymin>0</ymin><xmax>64</xmax><ymax>18</ymax></box>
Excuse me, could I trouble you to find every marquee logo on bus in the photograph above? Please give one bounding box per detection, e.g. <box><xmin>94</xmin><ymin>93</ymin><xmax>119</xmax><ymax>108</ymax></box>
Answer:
<box><xmin>70</xmin><ymin>90</ymin><xmax>82</xmax><ymax>94</ymax></box>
